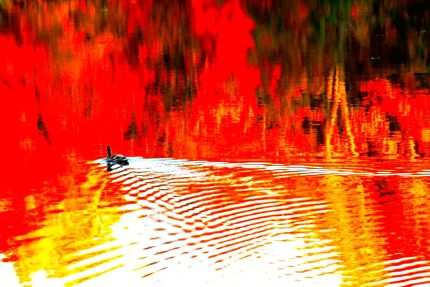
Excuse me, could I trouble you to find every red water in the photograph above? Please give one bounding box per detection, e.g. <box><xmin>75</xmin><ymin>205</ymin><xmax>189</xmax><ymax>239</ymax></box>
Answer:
<box><xmin>1</xmin><ymin>0</ymin><xmax>430</xmax><ymax>286</ymax></box>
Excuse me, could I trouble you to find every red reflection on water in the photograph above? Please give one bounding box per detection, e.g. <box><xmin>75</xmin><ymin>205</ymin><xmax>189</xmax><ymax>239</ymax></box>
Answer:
<box><xmin>1</xmin><ymin>1</ymin><xmax>430</xmax><ymax>285</ymax></box>
<box><xmin>360</xmin><ymin>79</ymin><xmax>430</xmax><ymax>155</ymax></box>
<box><xmin>1</xmin><ymin>0</ymin><xmax>429</xmax><ymax>164</ymax></box>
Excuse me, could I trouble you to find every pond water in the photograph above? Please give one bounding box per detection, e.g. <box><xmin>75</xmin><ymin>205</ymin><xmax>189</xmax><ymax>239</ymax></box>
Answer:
<box><xmin>1</xmin><ymin>0</ymin><xmax>430</xmax><ymax>286</ymax></box>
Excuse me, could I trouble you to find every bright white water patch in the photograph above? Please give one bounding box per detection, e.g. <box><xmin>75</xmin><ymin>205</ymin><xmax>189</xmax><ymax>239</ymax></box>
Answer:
<box><xmin>5</xmin><ymin>158</ymin><xmax>430</xmax><ymax>286</ymax></box>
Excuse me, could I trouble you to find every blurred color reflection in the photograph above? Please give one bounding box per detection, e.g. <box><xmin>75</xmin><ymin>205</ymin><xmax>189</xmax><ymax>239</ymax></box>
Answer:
<box><xmin>1</xmin><ymin>0</ymin><xmax>430</xmax><ymax>286</ymax></box>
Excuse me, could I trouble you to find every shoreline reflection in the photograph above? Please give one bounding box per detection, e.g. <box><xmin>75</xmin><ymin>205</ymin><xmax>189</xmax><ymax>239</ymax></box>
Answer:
<box><xmin>1</xmin><ymin>0</ymin><xmax>430</xmax><ymax>286</ymax></box>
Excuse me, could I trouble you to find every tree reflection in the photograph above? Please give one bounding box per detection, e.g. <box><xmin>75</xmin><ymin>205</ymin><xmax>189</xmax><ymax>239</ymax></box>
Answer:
<box><xmin>0</xmin><ymin>0</ymin><xmax>429</xmax><ymax>159</ymax></box>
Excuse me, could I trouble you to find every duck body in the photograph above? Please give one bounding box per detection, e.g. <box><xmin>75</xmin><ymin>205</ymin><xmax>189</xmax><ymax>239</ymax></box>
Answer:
<box><xmin>106</xmin><ymin>146</ymin><xmax>129</xmax><ymax>171</ymax></box>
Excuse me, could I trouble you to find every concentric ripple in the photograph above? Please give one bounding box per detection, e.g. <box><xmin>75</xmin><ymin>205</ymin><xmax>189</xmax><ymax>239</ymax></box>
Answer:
<box><xmin>3</xmin><ymin>158</ymin><xmax>430</xmax><ymax>286</ymax></box>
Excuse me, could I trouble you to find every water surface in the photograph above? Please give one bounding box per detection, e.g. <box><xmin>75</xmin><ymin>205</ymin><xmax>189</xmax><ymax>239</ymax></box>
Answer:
<box><xmin>1</xmin><ymin>0</ymin><xmax>430</xmax><ymax>286</ymax></box>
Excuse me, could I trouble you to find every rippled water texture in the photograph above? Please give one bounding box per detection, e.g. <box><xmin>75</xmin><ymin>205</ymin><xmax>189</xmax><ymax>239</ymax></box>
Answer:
<box><xmin>1</xmin><ymin>0</ymin><xmax>430</xmax><ymax>286</ymax></box>
<box><xmin>1</xmin><ymin>159</ymin><xmax>430</xmax><ymax>286</ymax></box>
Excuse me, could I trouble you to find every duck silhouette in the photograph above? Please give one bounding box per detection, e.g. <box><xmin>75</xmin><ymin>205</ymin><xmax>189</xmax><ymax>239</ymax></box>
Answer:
<box><xmin>106</xmin><ymin>146</ymin><xmax>129</xmax><ymax>171</ymax></box>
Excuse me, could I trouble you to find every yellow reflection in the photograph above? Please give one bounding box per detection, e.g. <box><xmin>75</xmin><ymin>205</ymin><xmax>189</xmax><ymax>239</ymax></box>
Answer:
<box><xmin>326</xmin><ymin>67</ymin><xmax>359</xmax><ymax>158</ymax></box>
<box><xmin>0</xmin><ymin>198</ymin><xmax>11</xmax><ymax>212</ymax></box>
<box><xmin>6</xmin><ymin>161</ymin><xmax>430</xmax><ymax>287</ymax></box>
<box><xmin>320</xmin><ymin>174</ymin><xmax>389</xmax><ymax>285</ymax></box>
<box><xmin>8</xmin><ymin>164</ymin><xmax>122</xmax><ymax>286</ymax></box>
<box><xmin>399</xmin><ymin>178</ymin><xmax>430</xmax><ymax>250</ymax></box>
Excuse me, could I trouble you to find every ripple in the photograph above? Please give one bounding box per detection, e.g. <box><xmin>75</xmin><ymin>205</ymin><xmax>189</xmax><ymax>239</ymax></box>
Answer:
<box><xmin>87</xmin><ymin>159</ymin><xmax>345</xmax><ymax>284</ymax></box>
<box><xmin>3</xmin><ymin>158</ymin><xmax>430</xmax><ymax>286</ymax></box>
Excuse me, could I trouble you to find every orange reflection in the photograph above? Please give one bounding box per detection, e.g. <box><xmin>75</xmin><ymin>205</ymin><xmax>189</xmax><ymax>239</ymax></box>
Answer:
<box><xmin>1</xmin><ymin>0</ymin><xmax>430</xmax><ymax>286</ymax></box>
<box><xmin>319</xmin><ymin>173</ymin><xmax>389</xmax><ymax>285</ymax></box>
<box><xmin>2</xmin><ymin>160</ymin><xmax>430</xmax><ymax>286</ymax></box>
<box><xmin>325</xmin><ymin>67</ymin><xmax>359</xmax><ymax>158</ymax></box>
<box><xmin>1</xmin><ymin>0</ymin><xmax>430</xmax><ymax>162</ymax></box>
<box><xmin>4</xmin><ymin>163</ymin><xmax>123</xmax><ymax>286</ymax></box>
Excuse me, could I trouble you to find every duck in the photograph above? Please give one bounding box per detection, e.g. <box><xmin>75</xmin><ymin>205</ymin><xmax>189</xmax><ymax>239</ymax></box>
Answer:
<box><xmin>106</xmin><ymin>146</ymin><xmax>129</xmax><ymax>171</ymax></box>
